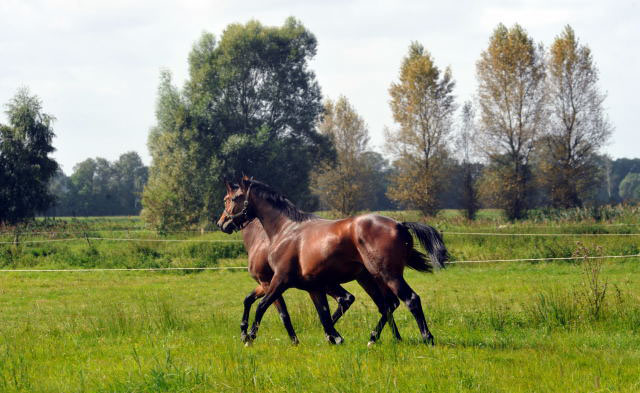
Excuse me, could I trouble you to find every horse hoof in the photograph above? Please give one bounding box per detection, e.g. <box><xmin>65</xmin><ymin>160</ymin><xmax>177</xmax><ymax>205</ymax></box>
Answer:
<box><xmin>425</xmin><ymin>336</ymin><xmax>435</xmax><ymax>346</ymax></box>
<box><xmin>367</xmin><ymin>340</ymin><xmax>375</xmax><ymax>348</ymax></box>
<box><xmin>326</xmin><ymin>335</ymin><xmax>344</xmax><ymax>345</ymax></box>
<box><xmin>291</xmin><ymin>337</ymin><xmax>300</xmax><ymax>346</ymax></box>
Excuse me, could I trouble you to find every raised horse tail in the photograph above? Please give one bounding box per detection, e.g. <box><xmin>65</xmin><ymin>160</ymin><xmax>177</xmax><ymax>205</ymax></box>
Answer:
<box><xmin>400</xmin><ymin>222</ymin><xmax>449</xmax><ymax>272</ymax></box>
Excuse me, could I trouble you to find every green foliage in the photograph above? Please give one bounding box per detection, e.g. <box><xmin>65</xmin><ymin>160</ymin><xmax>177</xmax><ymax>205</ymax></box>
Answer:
<box><xmin>608</xmin><ymin>158</ymin><xmax>640</xmax><ymax>202</ymax></box>
<box><xmin>619</xmin><ymin>172</ymin><xmax>640</xmax><ymax>202</ymax></box>
<box><xmin>360</xmin><ymin>151</ymin><xmax>396</xmax><ymax>211</ymax></box>
<box><xmin>527</xmin><ymin>204</ymin><xmax>640</xmax><ymax>223</ymax></box>
<box><xmin>142</xmin><ymin>18</ymin><xmax>330</xmax><ymax>230</ymax></box>
<box><xmin>48</xmin><ymin>152</ymin><xmax>148</xmax><ymax>217</ymax></box>
<box><xmin>478</xmin><ymin>157</ymin><xmax>533</xmax><ymax>221</ymax></box>
<box><xmin>0</xmin><ymin>89</ymin><xmax>58</xmax><ymax>224</ymax></box>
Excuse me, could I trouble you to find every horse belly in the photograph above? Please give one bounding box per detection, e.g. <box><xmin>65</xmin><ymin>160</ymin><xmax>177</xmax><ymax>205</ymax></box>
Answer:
<box><xmin>297</xmin><ymin>251</ymin><xmax>362</xmax><ymax>287</ymax></box>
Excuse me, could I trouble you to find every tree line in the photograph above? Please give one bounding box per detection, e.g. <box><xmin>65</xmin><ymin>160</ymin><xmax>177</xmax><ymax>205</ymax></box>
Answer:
<box><xmin>2</xmin><ymin>19</ymin><xmax>640</xmax><ymax>226</ymax></box>
<box><xmin>47</xmin><ymin>152</ymin><xmax>148</xmax><ymax>217</ymax></box>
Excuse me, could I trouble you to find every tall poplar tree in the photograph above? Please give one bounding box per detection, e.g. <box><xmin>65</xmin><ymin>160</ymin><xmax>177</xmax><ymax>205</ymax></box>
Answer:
<box><xmin>476</xmin><ymin>24</ymin><xmax>546</xmax><ymax>220</ymax></box>
<box><xmin>456</xmin><ymin>101</ymin><xmax>480</xmax><ymax>219</ymax></box>
<box><xmin>385</xmin><ymin>42</ymin><xmax>456</xmax><ymax>216</ymax></box>
<box><xmin>540</xmin><ymin>25</ymin><xmax>612</xmax><ymax>207</ymax></box>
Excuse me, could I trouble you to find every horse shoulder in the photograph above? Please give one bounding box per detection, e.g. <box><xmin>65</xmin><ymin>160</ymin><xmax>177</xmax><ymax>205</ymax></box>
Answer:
<box><xmin>266</xmin><ymin>233</ymin><xmax>300</xmax><ymax>274</ymax></box>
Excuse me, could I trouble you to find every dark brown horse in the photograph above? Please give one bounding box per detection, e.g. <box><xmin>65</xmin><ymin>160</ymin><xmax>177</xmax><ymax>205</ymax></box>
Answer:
<box><xmin>237</xmin><ymin>217</ymin><xmax>357</xmax><ymax>344</ymax></box>
<box><xmin>217</xmin><ymin>177</ymin><xmax>447</xmax><ymax>345</ymax></box>
<box><xmin>221</xmin><ymin>184</ymin><xmax>400</xmax><ymax>345</ymax></box>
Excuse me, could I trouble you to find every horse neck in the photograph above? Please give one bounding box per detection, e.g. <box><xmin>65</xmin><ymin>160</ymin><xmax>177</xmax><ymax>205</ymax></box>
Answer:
<box><xmin>241</xmin><ymin>220</ymin><xmax>259</xmax><ymax>249</ymax></box>
<box><xmin>241</xmin><ymin>220</ymin><xmax>267</xmax><ymax>248</ymax></box>
<box><xmin>250</xmin><ymin>196</ymin><xmax>294</xmax><ymax>242</ymax></box>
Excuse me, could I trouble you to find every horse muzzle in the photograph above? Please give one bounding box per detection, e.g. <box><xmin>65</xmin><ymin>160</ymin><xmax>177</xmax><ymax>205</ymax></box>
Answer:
<box><xmin>219</xmin><ymin>219</ymin><xmax>236</xmax><ymax>234</ymax></box>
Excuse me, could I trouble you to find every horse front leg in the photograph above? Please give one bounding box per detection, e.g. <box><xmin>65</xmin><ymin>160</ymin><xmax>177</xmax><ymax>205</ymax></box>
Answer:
<box><xmin>245</xmin><ymin>275</ymin><xmax>288</xmax><ymax>344</ymax></box>
<box><xmin>241</xmin><ymin>286</ymin><xmax>265</xmax><ymax>342</ymax></box>
<box><xmin>308</xmin><ymin>290</ymin><xmax>344</xmax><ymax>344</ymax></box>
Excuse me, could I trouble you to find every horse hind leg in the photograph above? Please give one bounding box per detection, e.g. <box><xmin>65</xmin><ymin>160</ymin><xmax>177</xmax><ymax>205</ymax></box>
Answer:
<box><xmin>241</xmin><ymin>286</ymin><xmax>265</xmax><ymax>342</ymax></box>
<box><xmin>383</xmin><ymin>288</ymin><xmax>402</xmax><ymax>341</ymax></box>
<box><xmin>385</xmin><ymin>277</ymin><xmax>435</xmax><ymax>345</ymax></box>
<box><xmin>355</xmin><ymin>273</ymin><xmax>400</xmax><ymax>346</ymax></box>
<box><xmin>326</xmin><ymin>284</ymin><xmax>355</xmax><ymax>325</ymax></box>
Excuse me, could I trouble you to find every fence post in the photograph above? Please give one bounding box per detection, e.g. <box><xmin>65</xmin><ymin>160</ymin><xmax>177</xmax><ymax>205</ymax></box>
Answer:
<box><xmin>83</xmin><ymin>229</ymin><xmax>92</xmax><ymax>247</ymax></box>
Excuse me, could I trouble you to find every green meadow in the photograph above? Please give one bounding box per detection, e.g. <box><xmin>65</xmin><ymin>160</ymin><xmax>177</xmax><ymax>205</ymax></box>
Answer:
<box><xmin>1</xmin><ymin>211</ymin><xmax>640</xmax><ymax>392</ymax></box>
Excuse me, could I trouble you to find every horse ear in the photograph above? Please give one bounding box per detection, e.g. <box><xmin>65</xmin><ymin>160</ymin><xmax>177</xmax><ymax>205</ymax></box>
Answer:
<box><xmin>239</xmin><ymin>176</ymin><xmax>250</xmax><ymax>190</ymax></box>
<box><xmin>242</xmin><ymin>174</ymin><xmax>250</xmax><ymax>181</ymax></box>
<box><xmin>224</xmin><ymin>179</ymin><xmax>233</xmax><ymax>194</ymax></box>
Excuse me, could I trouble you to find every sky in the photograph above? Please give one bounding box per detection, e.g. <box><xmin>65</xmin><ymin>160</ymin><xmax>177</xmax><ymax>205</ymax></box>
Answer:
<box><xmin>1</xmin><ymin>0</ymin><xmax>638</xmax><ymax>173</ymax></box>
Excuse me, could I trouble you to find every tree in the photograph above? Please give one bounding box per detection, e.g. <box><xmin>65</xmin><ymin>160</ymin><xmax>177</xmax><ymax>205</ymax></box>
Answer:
<box><xmin>385</xmin><ymin>42</ymin><xmax>456</xmax><ymax>216</ymax></box>
<box><xmin>47</xmin><ymin>169</ymin><xmax>73</xmax><ymax>217</ymax></box>
<box><xmin>142</xmin><ymin>18</ymin><xmax>330</xmax><ymax>230</ymax></box>
<box><xmin>113</xmin><ymin>152</ymin><xmax>148</xmax><ymax>214</ymax></box>
<box><xmin>476</xmin><ymin>24</ymin><xmax>546</xmax><ymax>220</ymax></box>
<box><xmin>69</xmin><ymin>158</ymin><xmax>98</xmax><ymax>216</ymax></box>
<box><xmin>360</xmin><ymin>151</ymin><xmax>395</xmax><ymax>211</ymax></box>
<box><xmin>311</xmin><ymin>96</ymin><xmax>372</xmax><ymax>215</ymax></box>
<box><xmin>53</xmin><ymin>152</ymin><xmax>148</xmax><ymax>217</ymax></box>
<box><xmin>619</xmin><ymin>173</ymin><xmax>640</xmax><ymax>203</ymax></box>
<box><xmin>0</xmin><ymin>89</ymin><xmax>58</xmax><ymax>224</ymax></box>
<box><xmin>456</xmin><ymin>101</ymin><xmax>480</xmax><ymax>219</ymax></box>
<box><xmin>609</xmin><ymin>158</ymin><xmax>640</xmax><ymax>202</ymax></box>
<box><xmin>540</xmin><ymin>26</ymin><xmax>612</xmax><ymax>208</ymax></box>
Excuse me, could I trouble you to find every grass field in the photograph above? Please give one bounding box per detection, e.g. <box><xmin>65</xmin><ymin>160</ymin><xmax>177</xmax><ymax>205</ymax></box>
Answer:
<box><xmin>1</xmin><ymin>210</ymin><xmax>640</xmax><ymax>392</ymax></box>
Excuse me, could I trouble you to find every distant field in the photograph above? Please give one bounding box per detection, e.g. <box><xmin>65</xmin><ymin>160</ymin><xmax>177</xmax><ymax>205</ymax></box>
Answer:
<box><xmin>1</xmin><ymin>210</ymin><xmax>640</xmax><ymax>392</ymax></box>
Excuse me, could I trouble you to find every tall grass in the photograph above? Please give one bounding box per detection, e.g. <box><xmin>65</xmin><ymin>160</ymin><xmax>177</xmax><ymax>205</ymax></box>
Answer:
<box><xmin>1</xmin><ymin>212</ymin><xmax>640</xmax><ymax>391</ymax></box>
<box><xmin>1</xmin><ymin>264</ymin><xmax>639</xmax><ymax>392</ymax></box>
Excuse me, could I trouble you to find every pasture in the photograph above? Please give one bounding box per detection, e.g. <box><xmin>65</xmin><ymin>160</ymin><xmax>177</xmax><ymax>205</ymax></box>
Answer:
<box><xmin>1</xmin><ymin>211</ymin><xmax>640</xmax><ymax>392</ymax></box>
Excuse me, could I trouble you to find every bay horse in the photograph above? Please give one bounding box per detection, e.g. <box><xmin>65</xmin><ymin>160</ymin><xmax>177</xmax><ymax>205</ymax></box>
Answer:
<box><xmin>217</xmin><ymin>177</ymin><xmax>447</xmax><ymax>345</ymax></box>
<box><xmin>237</xmin><ymin>217</ymin><xmax>357</xmax><ymax>344</ymax></box>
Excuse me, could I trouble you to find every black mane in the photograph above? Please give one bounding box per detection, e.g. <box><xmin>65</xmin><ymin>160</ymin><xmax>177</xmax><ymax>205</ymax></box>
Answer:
<box><xmin>246</xmin><ymin>180</ymin><xmax>317</xmax><ymax>222</ymax></box>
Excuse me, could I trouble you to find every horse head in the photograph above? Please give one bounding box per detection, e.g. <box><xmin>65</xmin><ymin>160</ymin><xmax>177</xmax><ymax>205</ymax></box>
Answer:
<box><xmin>216</xmin><ymin>176</ymin><xmax>256</xmax><ymax>233</ymax></box>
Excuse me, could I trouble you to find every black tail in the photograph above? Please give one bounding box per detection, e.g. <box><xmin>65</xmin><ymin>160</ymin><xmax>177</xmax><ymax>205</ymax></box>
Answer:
<box><xmin>401</xmin><ymin>222</ymin><xmax>449</xmax><ymax>272</ymax></box>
